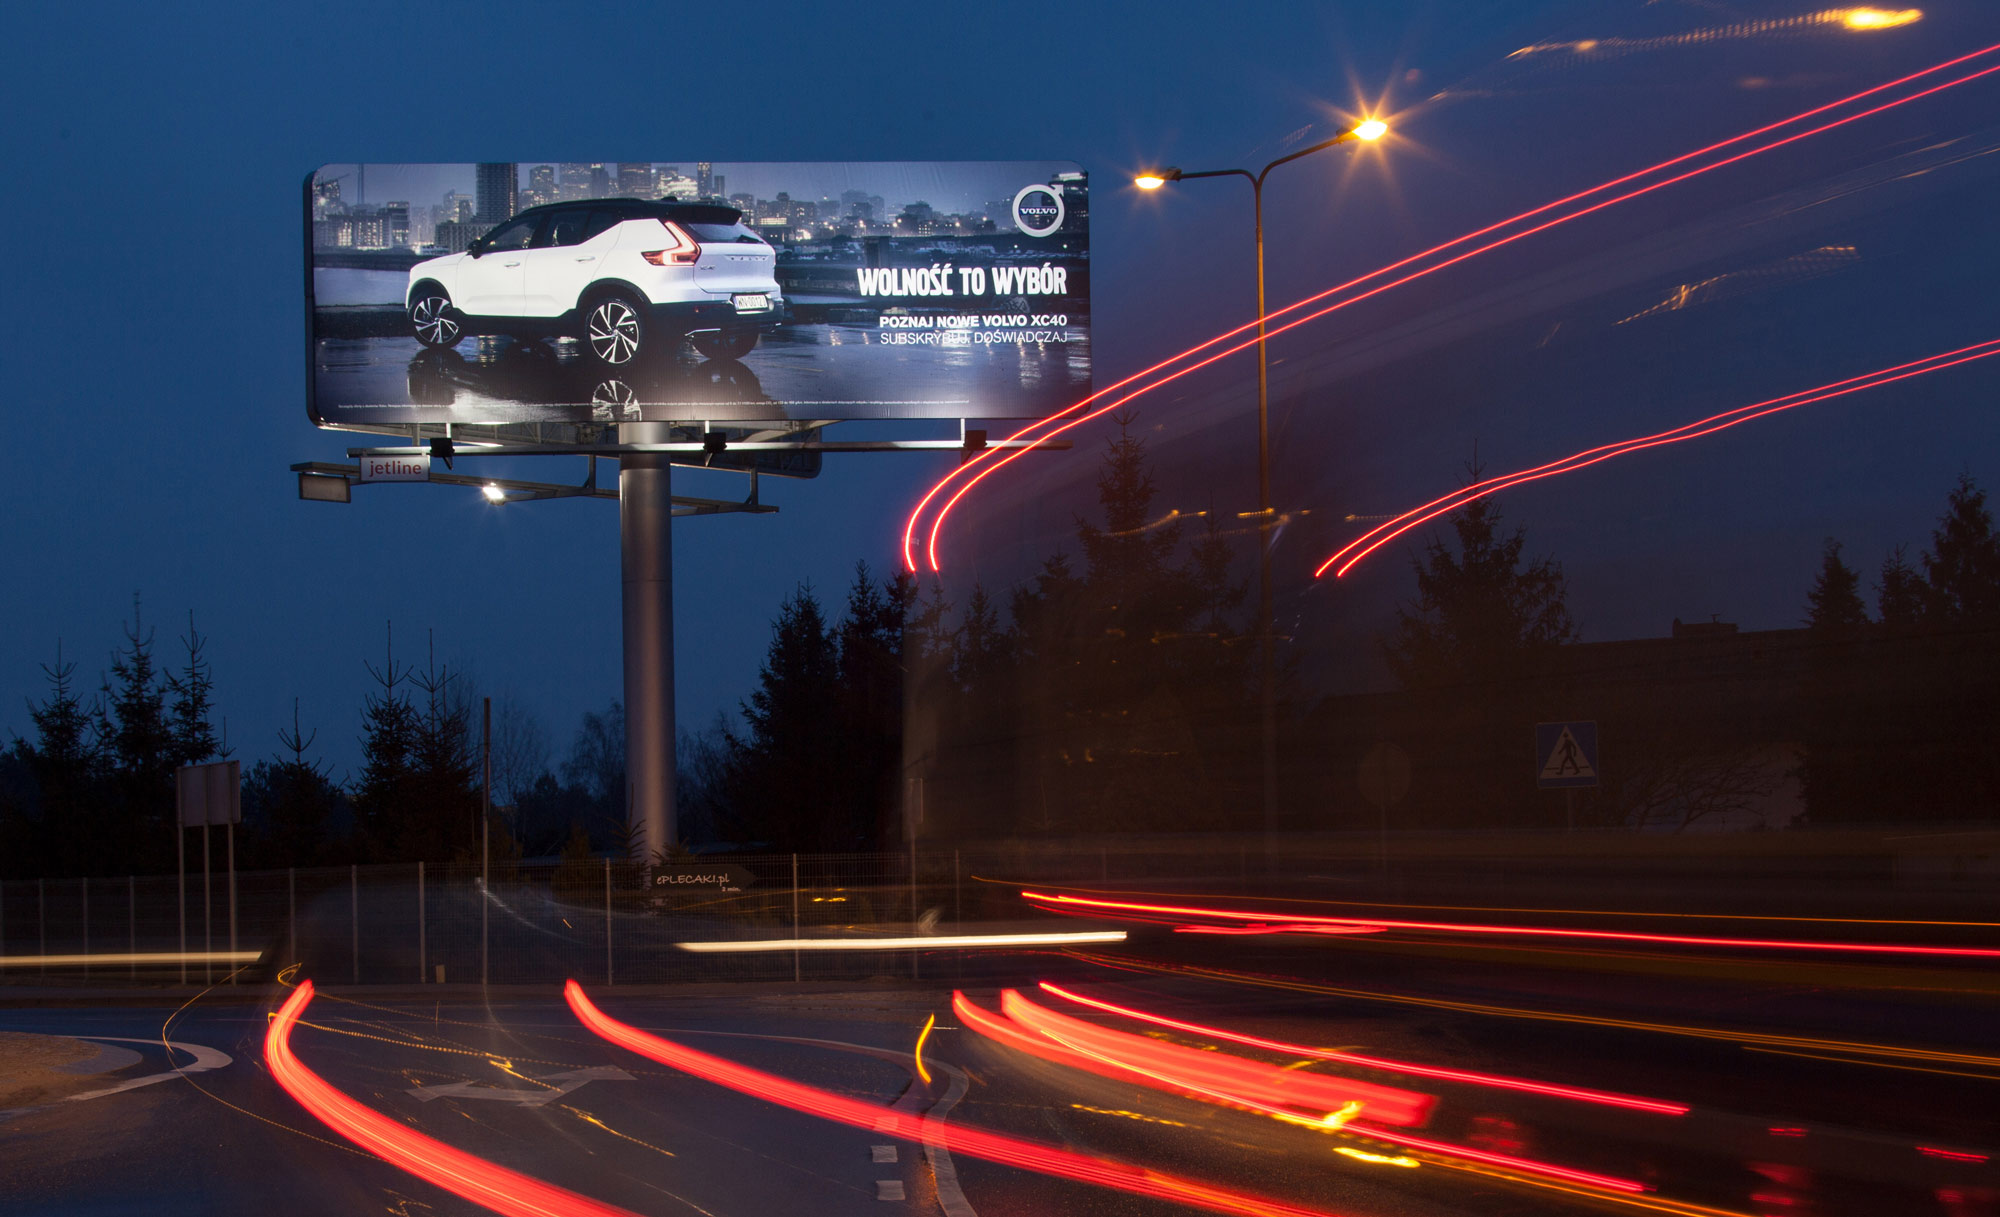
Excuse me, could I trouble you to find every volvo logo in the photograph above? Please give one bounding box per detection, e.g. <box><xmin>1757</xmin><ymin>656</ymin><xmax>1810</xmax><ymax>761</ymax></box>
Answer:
<box><xmin>1011</xmin><ymin>184</ymin><xmax>1065</xmax><ymax>238</ymax></box>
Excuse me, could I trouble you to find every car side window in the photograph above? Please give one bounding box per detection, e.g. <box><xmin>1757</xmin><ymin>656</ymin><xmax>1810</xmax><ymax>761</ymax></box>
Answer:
<box><xmin>543</xmin><ymin>212</ymin><xmax>590</xmax><ymax>248</ymax></box>
<box><xmin>582</xmin><ymin>209</ymin><xmax>625</xmax><ymax>242</ymax></box>
<box><xmin>481</xmin><ymin>216</ymin><xmax>539</xmax><ymax>252</ymax></box>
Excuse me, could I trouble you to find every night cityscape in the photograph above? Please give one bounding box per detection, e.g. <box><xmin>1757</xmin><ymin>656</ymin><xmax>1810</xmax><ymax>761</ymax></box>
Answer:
<box><xmin>2</xmin><ymin>3</ymin><xmax>1998</xmax><ymax>1216</ymax></box>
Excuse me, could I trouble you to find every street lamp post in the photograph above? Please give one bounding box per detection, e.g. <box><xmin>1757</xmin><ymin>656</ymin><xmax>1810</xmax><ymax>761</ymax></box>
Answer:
<box><xmin>1136</xmin><ymin>118</ymin><xmax>1386</xmax><ymax>856</ymax></box>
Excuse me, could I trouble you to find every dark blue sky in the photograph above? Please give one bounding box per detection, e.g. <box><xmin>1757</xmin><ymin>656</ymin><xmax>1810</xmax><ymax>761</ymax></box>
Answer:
<box><xmin>2</xmin><ymin>0</ymin><xmax>1996</xmax><ymax>779</ymax></box>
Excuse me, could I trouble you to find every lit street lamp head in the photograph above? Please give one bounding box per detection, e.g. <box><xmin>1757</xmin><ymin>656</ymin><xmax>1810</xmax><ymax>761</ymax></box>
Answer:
<box><xmin>1841</xmin><ymin>7</ymin><xmax>1921</xmax><ymax>29</ymax></box>
<box><xmin>1351</xmin><ymin>119</ymin><xmax>1389</xmax><ymax>142</ymax></box>
<box><xmin>1133</xmin><ymin>168</ymin><xmax>1182</xmax><ymax>190</ymax></box>
<box><xmin>481</xmin><ymin>483</ymin><xmax>507</xmax><ymax>503</ymax></box>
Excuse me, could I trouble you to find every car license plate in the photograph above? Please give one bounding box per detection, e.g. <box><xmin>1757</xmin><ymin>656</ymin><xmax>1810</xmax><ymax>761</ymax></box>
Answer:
<box><xmin>732</xmin><ymin>293</ymin><xmax>771</xmax><ymax>313</ymax></box>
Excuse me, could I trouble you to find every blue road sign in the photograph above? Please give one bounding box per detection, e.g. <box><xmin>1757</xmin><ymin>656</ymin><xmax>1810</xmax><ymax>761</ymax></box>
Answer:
<box><xmin>1536</xmin><ymin>721</ymin><xmax>1599</xmax><ymax>789</ymax></box>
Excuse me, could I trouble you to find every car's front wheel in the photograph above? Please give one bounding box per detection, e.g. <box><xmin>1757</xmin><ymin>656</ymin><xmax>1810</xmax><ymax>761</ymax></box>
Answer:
<box><xmin>691</xmin><ymin>329</ymin><xmax>759</xmax><ymax>361</ymax></box>
<box><xmin>409</xmin><ymin>290</ymin><xmax>462</xmax><ymax>349</ymax></box>
<box><xmin>584</xmin><ymin>294</ymin><xmax>647</xmax><ymax>365</ymax></box>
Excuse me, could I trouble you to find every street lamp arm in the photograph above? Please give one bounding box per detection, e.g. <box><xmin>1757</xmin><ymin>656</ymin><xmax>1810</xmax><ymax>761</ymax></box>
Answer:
<box><xmin>1258</xmin><ymin>131</ymin><xmax>1358</xmax><ymax>186</ymax></box>
<box><xmin>1172</xmin><ymin>167</ymin><xmax>1257</xmax><ymax>185</ymax></box>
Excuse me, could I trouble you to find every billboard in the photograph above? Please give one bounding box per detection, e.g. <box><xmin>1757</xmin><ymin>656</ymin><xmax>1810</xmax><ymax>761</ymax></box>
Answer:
<box><xmin>307</xmin><ymin>162</ymin><xmax>1090</xmax><ymax>428</ymax></box>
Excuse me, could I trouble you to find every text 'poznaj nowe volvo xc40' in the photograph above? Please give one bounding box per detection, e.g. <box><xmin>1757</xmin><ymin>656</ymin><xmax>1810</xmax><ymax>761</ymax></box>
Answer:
<box><xmin>405</xmin><ymin>199</ymin><xmax>784</xmax><ymax>366</ymax></box>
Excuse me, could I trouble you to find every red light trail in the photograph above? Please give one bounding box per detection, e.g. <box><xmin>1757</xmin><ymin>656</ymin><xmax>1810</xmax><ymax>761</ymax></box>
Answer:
<box><xmin>564</xmin><ymin>980</ymin><xmax>1354</xmax><ymax>1217</ymax></box>
<box><xmin>900</xmin><ymin>45</ymin><xmax>2000</xmax><ymax>574</ymax></box>
<box><xmin>996</xmin><ymin>988</ymin><xmax>1436</xmax><ymax>1127</ymax></box>
<box><xmin>961</xmin><ymin>989</ymin><xmax>1649</xmax><ymax>1195</ymax></box>
<box><xmin>1036</xmin><ymin>982</ymin><xmax>1689</xmax><ymax>1115</ymax></box>
<box><xmin>265</xmin><ymin>981</ymin><xmax>642</xmax><ymax>1217</ymax></box>
<box><xmin>1020</xmin><ymin>890</ymin><xmax>2000</xmax><ymax>959</ymax></box>
<box><xmin>1316</xmin><ymin>337</ymin><xmax>2000</xmax><ymax>578</ymax></box>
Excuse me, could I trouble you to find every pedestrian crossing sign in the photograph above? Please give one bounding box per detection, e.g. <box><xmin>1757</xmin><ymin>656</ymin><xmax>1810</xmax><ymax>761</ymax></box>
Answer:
<box><xmin>1536</xmin><ymin>721</ymin><xmax>1599</xmax><ymax>789</ymax></box>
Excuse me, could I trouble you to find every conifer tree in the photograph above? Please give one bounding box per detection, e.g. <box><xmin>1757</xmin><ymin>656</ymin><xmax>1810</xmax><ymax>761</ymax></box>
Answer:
<box><xmin>1384</xmin><ymin>495</ymin><xmax>1575</xmax><ymax>690</ymax></box>
<box><xmin>165</xmin><ymin>612</ymin><xmax>225</xmax><ymax>766</ymax></box>
<box><xmin>1804</xmin><ymin>541</ymin><xmax>1869</xmax><ymax>632</ymax></box>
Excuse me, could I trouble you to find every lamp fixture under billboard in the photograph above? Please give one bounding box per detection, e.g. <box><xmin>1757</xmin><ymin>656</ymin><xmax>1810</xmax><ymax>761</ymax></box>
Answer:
<box><xmin>307</xmin><ymin>161</ymin><xmax>1091</xmax><ymax>427</ymax></box>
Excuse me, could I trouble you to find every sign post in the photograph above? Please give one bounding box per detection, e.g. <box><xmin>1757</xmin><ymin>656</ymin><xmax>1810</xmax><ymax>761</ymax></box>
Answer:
<box><xmin>1534</xmin><ymin>722</ymin><xmax>1599</xmax><ymax>832</ymax></box>
<box><xmin>176</xmin><ymin>760</ymin><xmax>241</xmax><ymax>981</ymax></box>
<box><xmin>1356</xmin><ymin>742</ymin><xmax>1411</xmax><ymax>872</ymax></box>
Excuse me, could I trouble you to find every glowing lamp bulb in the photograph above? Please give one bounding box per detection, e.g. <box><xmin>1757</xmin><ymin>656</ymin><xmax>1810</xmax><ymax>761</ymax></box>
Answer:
<box><xmin>481</xmin><ymin>484</ymin><xmax>506</xmax><ymax>503</ymax></box>
<box><xmin>1352</xmin><ymin>119</ymin><xmax>1389</xmax><ymax>142</ymax></box>
<box><xmin>1133</xmin><ymin>173</ymin><xmax>1169</xmax><ymax>190</ymax></box>
<box><xmin>1842</xmin><ymin>7</ymin><xmax>1920</xmax><ymax>28</ymax></box>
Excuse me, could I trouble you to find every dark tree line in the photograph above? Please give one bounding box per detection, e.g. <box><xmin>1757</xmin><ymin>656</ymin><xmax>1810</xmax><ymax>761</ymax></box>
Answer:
<box><xmin>0</xmin><ymin>600</ymin><xmax>227</xmax><ymax>877</ymax></box>
<box><xmin>1328</xmin><ymin>470</ymin><xmax>2000</xmax><ymax>831</ymax></box>
<box><xmin>2</xmin><ymin>610</ymin><xmax>689</xmax><ymax>876</ymax></box>
<box><xmin>1798</xmin><ymin>475</ymin><xmax>2000</xmax><ymax>823</ymax></box>
<box><xmin>695</xmin><ymin>415</ymin><xmax>1258</xmax><ymax>847</ymax></box>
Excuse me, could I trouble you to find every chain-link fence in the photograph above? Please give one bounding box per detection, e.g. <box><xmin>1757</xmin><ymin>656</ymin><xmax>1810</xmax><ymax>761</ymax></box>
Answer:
<box><xmin>0</xmin><ymin>846</ymin><xmax>1142</xmax><ymax>988</ymax></box>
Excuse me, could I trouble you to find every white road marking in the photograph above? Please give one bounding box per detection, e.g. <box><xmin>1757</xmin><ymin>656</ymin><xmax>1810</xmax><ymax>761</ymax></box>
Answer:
<box><xmin>921</xmin><ymin>1063</ymin><xmax>977</xmax><ymax>1217</ymax></box>
<box><xmin>407</xmin><ymin>1065</ymin><xmax>633</xmax><ymax>1107</ymax></box>
<box><xmin>876</xmin><ymin>1179</ymin><xmax>906</xmax><ymax>1201</ymax></box>
<box><xmin>62</xmin><ymin>1036</ymin><xmax>232</xmax><ymax>1102</ymax></box>
<box><xmin>872</xmin><ymin>1144</ymin><xmax>898</xmax><ymax>1163</ymax></box>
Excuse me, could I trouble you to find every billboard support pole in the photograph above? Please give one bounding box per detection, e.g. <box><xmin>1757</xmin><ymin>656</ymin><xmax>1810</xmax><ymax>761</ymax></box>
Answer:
<box><xmin>621</xmin><ymin>422</ymin><xmax>676</xmax><ymax>867</ymax></box>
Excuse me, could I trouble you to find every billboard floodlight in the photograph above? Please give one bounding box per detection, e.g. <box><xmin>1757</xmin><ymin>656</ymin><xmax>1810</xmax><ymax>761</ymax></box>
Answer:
<box><xmin>297</xmin><ymin>472</ymin><xmax>351</xmax><ymax>503</ymax></box>
<box><xmin>481</xmin><ymin>483</ymin><xmax>507</xmax><ymax>503</ymax></box>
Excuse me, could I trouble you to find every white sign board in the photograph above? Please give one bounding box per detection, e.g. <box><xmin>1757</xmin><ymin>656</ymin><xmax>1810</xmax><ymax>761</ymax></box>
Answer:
<box><xmin>358</xmin><ymin>455</ymin><xmax>431</xmax><ymax>482</ymax></box>
<box><xmin>176</xmin><ymin>759</ymin><xmax>241</xmax><ymax>827</ymax></box>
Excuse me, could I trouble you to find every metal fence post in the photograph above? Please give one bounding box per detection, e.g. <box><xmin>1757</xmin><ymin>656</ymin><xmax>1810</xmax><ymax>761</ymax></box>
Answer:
<box><xmin>287</xmin><ymin>867</ymin><xmax>296</xmax><ymax>967</ymax></box>
<box><xmin>80</xmin><ymin>877</ymin><xmax>89</xmax><ymax>979</ymax></box>
<box><xmin>177</xmin><ymin>828</ymin><xmax>186</xmax><ymax>985</ymax></box>
<box><xmin>604</xmin><ymin>857</ymin><xmax>613</xmax><ymax>987</ymax></box>
<box><xmin>1</xmin><ymin>878</ymin><xmax>6</xmax><ymax>960</ymax></box>
<box><xmin>417</xmin><ymin>861</ymin><xmax>426</xmax><ymax>984</ymax></box>
<box><xmin>38</xmin><ymin>878</ymin><xmax>45</xmax><ymax>975</ymax></box>
<box><xmin>226</xmin><ymin>822</ymin><xmax>237</xmax><ymax>985</ymax></box>
<box><xmin>791</xmin><ymin>853</ymin><xmax>800</xmax><ymax>984</ymax></box>
<box><xmin>911</xmin><ymin>848</ymin><xmax>920</xmax><ymax>981</ymax></box>
<box><xmin>350</xmin><ymin>864</ymin><xmax>359</xmax><ymax>985</ymax></box>
<box><xmin>128</xmin><ymin>876</ymin><xmax>136</xmax><ymax>978</ymax></box>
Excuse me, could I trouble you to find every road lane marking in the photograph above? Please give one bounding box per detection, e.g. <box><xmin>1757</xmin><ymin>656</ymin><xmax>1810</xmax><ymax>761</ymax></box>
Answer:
<box><xmin>872</xmin><ymin>1145</ymin><xmax>898</xmax><ymax>1163</ymax></box>
<box><xmin>876</xmin><ymin>1179</ymin><xmax>906</xmax><ymax>1201</ymax></box>
<box><xmin>409</xmin><ymin>1065</ymin><xmax>634</xmax><ymax>1106</ymax></box>
<box><xmin>921</xmin><ymin>1063</ymin><xmax>977</xmax><ymax>1217</ymax></box>
<box><xmin>62</xmin><ymin>1036</ymin><xmax>232</xmax><ymax>1102</ymax></box>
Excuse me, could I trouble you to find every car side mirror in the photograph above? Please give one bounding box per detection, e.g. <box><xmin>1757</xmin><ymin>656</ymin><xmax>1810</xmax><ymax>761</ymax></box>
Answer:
<box><xmin>467</xmin><ymin>239</ymin><xmax>485</xmax><ymax>257</ymax></box>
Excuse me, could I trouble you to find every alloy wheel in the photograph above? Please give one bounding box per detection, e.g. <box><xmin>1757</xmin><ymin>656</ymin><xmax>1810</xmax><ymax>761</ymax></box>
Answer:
<box><xmin>588</xmin><ymin>300</ymin><xmax>641</xmax><ymax>364</ymax></box>
<box><xmin>411</xmin><ymin>296</ymin><xmax>459</xmax><ymax>346</ymax></box>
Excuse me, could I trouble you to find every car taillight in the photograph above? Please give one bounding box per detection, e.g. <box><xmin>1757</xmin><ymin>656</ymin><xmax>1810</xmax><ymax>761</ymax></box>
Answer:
<box><xmin>640</xmin><ymin>220</ymin><xmax>700</xmax><ymax>266</ymax></box>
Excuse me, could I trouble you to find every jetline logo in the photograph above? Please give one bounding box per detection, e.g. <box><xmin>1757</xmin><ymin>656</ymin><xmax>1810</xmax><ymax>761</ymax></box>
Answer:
<box><xmin>1012</xmin><ymin>184</ymin><xmax>1065</xmax><ymax>237</ymax></box>
<box><xmin>358</xmin><ymin>455</ymin><xmax>431</xmax><ymax>482</ymax></box>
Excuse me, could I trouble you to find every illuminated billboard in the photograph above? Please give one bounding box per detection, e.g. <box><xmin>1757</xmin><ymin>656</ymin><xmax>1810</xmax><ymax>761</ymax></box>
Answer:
<box><xmin>306</xmin><ymin>162</ymin><xmax>1090</xmax><ymax>427</ymax></box>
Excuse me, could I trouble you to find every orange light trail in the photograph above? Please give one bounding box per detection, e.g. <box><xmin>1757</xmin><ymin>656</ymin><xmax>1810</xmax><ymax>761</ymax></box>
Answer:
<box><xmin>999</xmin><ymin>879</ymin><xmax>2000</xmax><ymax>928</ymax></box>
<box><xmin>964</xmin><ymin>990</ymin><xmax>1648</xmax><ymax>1195</ymax></box>
<box><xmin>901</xmin><ymin>44</ymin><xmax>2000</xmax><ymax>573</ymax></box>
<box><xmin>564</xmin><ymin>980</ymin><xmax>1354</xmax><ymax>1217</ymax></box>
<box><xmin>997</xmin><ymin>988</ymin><xmax>1436</xmax><ymax>1127</ymax></box>
<box><xmin>1022</xmin><ymin>890</ymin><xmax>2000</xmax><ymax>959</ymax></box>
<box><xmin>265</xmin><ymin>981</ymin><xmax>643</xmax><ymax>1217</ymax></box>
<box><xmin>1317</xmin><ymin>338</ymin><xmax>2000</xmax><ymax>577</ymax></box>
<box><xmin>1072</xmin><ymin>950</ymin><xmax>2000</xmax><ymax>1071</ymax></box>
<box><xmin>1037</xmin><ymin>982</ymin><xmax>1688</xmax><ymax>1114</ymax></box>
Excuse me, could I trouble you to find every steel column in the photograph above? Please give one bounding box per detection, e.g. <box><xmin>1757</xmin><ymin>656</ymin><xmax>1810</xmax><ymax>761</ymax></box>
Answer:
<box><xmin>620</xmin><ymin>423</ymin><xmax>677</xmax><ymax>862</ymax></box>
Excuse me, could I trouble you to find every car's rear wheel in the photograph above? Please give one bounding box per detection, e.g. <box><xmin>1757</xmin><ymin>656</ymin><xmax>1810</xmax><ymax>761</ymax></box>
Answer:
<box><xmin>584</xmin><ymin>294</ymin><xmax>646</xmax><ymax>365</ymax></box>
<box><xmin>409</xmin><ymin>290</ymin><xmax>462</xmax><ymax>348</ymax></box>
<box><xmin>691</xmin><ymin>329</ymin><xmax>759</xmax><ymax>361</ymax></box>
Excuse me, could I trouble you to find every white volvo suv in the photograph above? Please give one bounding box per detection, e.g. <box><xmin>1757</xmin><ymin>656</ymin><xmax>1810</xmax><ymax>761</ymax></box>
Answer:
<box><xmin>406</xmin><ymin>200</ymin><xmax>784</xmax><ymax>365</ymax></box>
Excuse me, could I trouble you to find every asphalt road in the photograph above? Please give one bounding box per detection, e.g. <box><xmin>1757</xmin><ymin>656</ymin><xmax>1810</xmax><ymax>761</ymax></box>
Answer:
<box><xmin>3</xmin><ymin>920</ymin><xmax>1995</xmax><ymax>1217</ymax></box>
